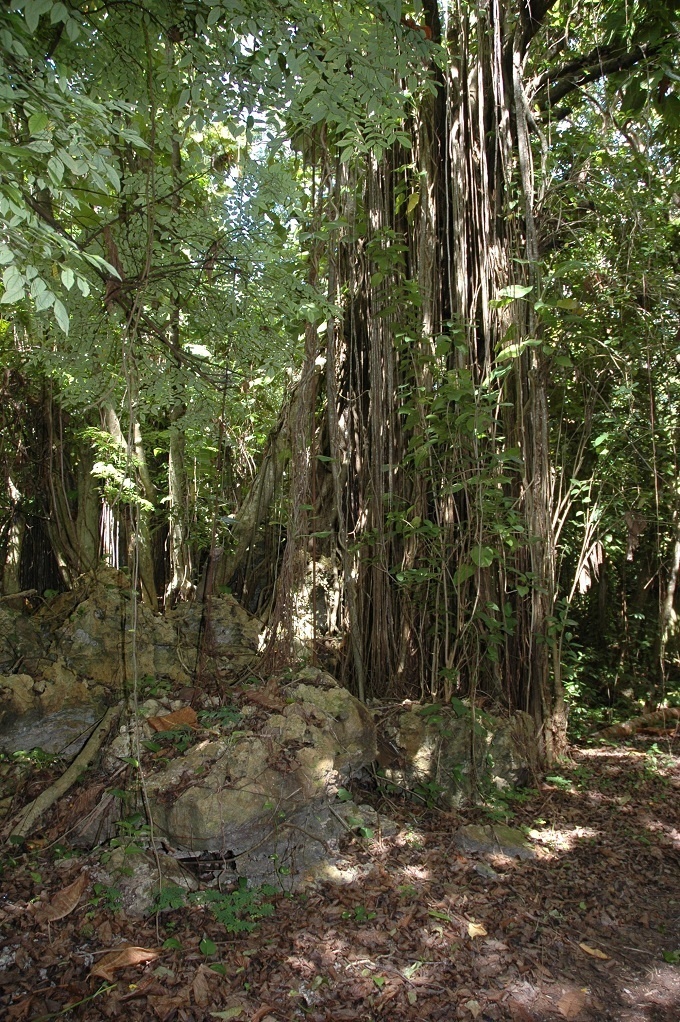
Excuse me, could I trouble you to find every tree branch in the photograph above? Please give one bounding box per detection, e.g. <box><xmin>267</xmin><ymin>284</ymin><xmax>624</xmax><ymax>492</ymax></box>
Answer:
<box><xmin>533</xmin><ymin>41</ymin><xmax>663</xmax><ymax>110</ymax></box>
<box><xmin>519</xmin><ymin>0</ymin><xmax>560</xmax><ymax>54</ymax></box>
<box><xmin>20</xmin><ymin>189</ymin><xmax>228</xmax><ymax>389</ymax></box>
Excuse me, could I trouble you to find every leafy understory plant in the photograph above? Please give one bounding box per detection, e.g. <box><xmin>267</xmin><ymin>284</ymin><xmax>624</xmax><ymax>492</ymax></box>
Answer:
<box><xmin>189</xmin><ymin>879</ymin><xmax>276</xmax><ymax>933</ymax></box>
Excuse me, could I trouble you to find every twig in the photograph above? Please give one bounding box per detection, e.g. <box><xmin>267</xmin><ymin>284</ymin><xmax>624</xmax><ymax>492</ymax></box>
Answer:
<box><xmin>29</xmin><ymin>982</ymin><xmax>117</xmax><ymax>1021</ymax></box>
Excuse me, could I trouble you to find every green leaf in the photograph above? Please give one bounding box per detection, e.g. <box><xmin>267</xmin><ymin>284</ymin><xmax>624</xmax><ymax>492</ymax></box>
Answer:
<box><xmin>65</xmin><ymin>16</ymin><xmax>80</xmax><ymax>40</ymax></box>
<box><xmin>47</xmin><ymin>155</ymin><xmax>64</xmax><ymax>183</ymax></box>
<box><xmin>35</xmin><ymin>289</ymin><xmax>55</xmax><ymax>311</ymax></box>
<box><xmin>471</xmin><ymin>545</ymin><xmax>494</xmax><ymax>568</ymax></box>
<box><xmin>24</xmin><ymin>1</ymin><xmax>42</xmax><ymax>34</ymax></box>
<box><xmin>60</xmin><ymin>266</ymin><xmax>75</xmax><ymax>290</ymax></box>
<box><xmin>50</xmin><ymin>1</ymin><xmax>68</xmax><ymax>22</ymax></box>
<box><xmin>200</xmin><ymin>938</ymin><xmax>217</xmax><ymax>956</ymax></box>
<box><xmin>53</xmin><ymin>297</ymin><xmax>69</xmax><ymax>334</ymax></box>
<box><xmin>28</xmin><ymin>112</ymin><xmax>49</xmax><ymax>134</ymax></box>
<box><xmin>497</xmin><ymin>284</ymin><xmax>533</xmax><ymax>300</ymax></box>
<box><xmin>453</xmin><ymin>563</ymin><xmax>476</xmax><ymax>585</ymax></box>
<box><xmin>406</xmin><ymin>191</ymin><xmax>420</xmax><ymax>215</ymax></box>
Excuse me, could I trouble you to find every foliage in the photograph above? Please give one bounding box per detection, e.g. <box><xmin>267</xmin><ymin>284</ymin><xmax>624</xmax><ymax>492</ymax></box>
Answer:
<box><xmin>1</xmin><ymin>0</ymin><xmax>680</xmax><ymax>751</ymax></box>
<box><xmin>189</xmin><ymin>879</ymin><xmax>276</xmax><ymax>934</ymax></box>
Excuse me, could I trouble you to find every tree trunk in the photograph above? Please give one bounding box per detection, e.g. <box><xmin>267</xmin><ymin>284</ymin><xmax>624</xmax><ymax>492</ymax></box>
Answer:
<box><xmin>2</xmin><ymin>477</ymin><xmax>24</xmax><ymax>595</ymax></box>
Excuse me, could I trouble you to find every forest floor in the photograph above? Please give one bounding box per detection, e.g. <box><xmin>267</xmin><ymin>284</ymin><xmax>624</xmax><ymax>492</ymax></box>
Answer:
<box><xmin>0</xmin><ymin>730</ymin><xmax>678</xmax><ymax>1022</ymax></box>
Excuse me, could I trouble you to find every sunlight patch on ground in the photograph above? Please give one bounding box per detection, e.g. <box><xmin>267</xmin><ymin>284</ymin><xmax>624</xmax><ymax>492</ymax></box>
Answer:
<box><xmin>621</xmin><ymin>965</ymin><xmax>680</xmax><ymax>1013</ymax></box>
<box><xmin>394</xmin><ymin>826</ymin><xmax>426</xmax><ymax>849</ymax></box>
<box><xmin>398</xmin><ymin>863</ymin><xmax>431</xmax><ymax>882</ymax></box>
<box><xmin>527</xmin><ymin>824</ymin><xmax>600</xmax><ymax>852</ymax></box>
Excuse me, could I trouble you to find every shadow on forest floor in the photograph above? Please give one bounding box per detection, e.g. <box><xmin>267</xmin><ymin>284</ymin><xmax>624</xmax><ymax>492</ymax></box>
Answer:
<box><xmin>0</xmin><ymin>732</ymin><xmax>678</xmax><ymax>1021</ymax></box>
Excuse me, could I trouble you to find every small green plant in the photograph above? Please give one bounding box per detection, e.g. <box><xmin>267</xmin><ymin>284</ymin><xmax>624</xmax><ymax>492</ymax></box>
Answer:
<box><xmin>413</xmin><ymin>779</ymin><xmax>447</xmax><ymax>808</ymax></box>
<box><xmin>662</xmin><ymin>950</ymin><xmax>680</xmax><ymax>964</ymax></box>
<box><xmin>140</xmin><ymin>674</ymin><xmax>172</xmax><ymax>698</ymax></box>
<box><xmin>143</xmin><ymin>726</ymin><xmax>195</xmax><ymax>755</ymax></box>
<box><xmin>189</xmin><ymin>879</ymin><xmax>276</xmax><ymax>933</ymax></box>
<box><xmin>198</xmin><ymin>706</ymin><xmax>243</xmax><ymax>729</ymax></box>
<box><xmin>546</xmin><ymin>774</ymin><xmax>572</xmax><ymax>791</ymax></box>
<box><xmin>342</xmin><ymin>904</ymin><xmax>376</xmax><ymax>923</ymax></box>
<box><xmin>89</xmin><ymin>882</ymin><xmax>122</xmax><ymax>913</ymax></box>
<box><xmin>200</xmin><ymin>937</ymin><xmax>218</xmax><ymax>956</ymax></box>
<box><xmin>154</xmin><ymin>885</ymin><xmax>187</xmax><ymax>912</ymax></box>
<box><xmin>12</xmin><ymin>747</ymin><xmax>56</xmax><ymax>765</ymax></box>
<box><xmin>162</xmin><ymin>937</ymin><xmax>183</xmax><ymax>951</ymax></box>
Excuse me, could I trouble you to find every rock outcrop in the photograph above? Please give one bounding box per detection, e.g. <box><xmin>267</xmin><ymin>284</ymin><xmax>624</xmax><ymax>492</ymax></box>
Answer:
<box><xmin>376</xmin><ymin>702</ymin><xmax>538</xmax><ymax>807</ymax></box>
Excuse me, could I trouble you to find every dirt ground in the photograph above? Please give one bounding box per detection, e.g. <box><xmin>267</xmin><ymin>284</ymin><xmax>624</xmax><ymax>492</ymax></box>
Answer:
<box><xmin>0</xmin><ymin>731</ymin><xmax>678</xmax><ymax>1022</ymax></box>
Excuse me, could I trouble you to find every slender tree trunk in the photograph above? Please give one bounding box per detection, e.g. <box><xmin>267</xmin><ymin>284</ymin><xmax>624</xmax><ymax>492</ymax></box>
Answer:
<box><xmin>102</xmin><ymin>403</ymin><xmax>157</xmax><ymax>608</ymax></box>
<box><xmin>2</xmin><ymin>477</ymin><xmax>24</xmax><ymax>595</ymax></box>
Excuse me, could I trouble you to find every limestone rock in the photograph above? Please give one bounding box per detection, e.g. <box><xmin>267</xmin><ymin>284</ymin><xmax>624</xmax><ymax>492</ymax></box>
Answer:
<box><xmin>144</xmin><ymin>669</ymin><xmax>377</xmax><ymax>888</ymax></box>
<box><xmin>453</xmin><ymin>823</ymin><xmax>536</xmax><ymax>860</ymax></box>
<box><xmin>0</xmin><ymin>674</ymin><xmax>35</xmax><ymax>717</ymax></box>
<box><xmin>378</xmin><ymin>704</ymin><xmax>537</xmax><ymax>807</ymax></box>
<box><xmin>0</xmin><ymin>704</ymin><xmax>100</xmax><ymax>757</ymax></box>
<box><xmin>168</xmin><ymin>595</ymin><xmax>262</xmax><ymax>669</ymax></box>
<box><xmin>0</xmin><ymin>607</ymin><xmax>46</xmax><ymax>674</ymax></box>
<box><xmin>93</xmin><ymin>846</ymin><xmax>198</xmax><ymax>918</ymax></box>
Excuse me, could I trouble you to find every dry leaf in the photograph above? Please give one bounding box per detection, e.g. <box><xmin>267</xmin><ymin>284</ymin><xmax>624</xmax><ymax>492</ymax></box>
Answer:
<box><xmin>148</xmin><ymin>994</ymin><xmax>187</xmax><ymax>1021</ymax></box>
<box><xmin>148</xmin><ymin>707</ymin><xmax>198</xmax><ymax>732</ymax></box>
<box><xmin>578</xmin><ymin>943</ymin><xmax>610</xmax><ymax>960</ymax></box>
<box><xmin>557</xmin><ymin>989</ymin><xmax>588</xmax><ymax>1018</ymax></box>
<box><xmin>90</xmin><ymin>946</ymin><xmax>161</xmax><ymax>982</ymax></box>
<box><xmin>210</xmin><ymin>1008</ymin><xmax>245</xmax><ymax>1020</ymax></box>
<box><xmin>35</xmin><ymin>871</ymin><xmax>89</xmax><ymax>923</ymax></box>
<box><xmin>466</xmin><ymin>1000</ymin><xmax>482</xmax><ymax>1018</ymax></box>
<box><xmin>468</xmin><ymin>921</ymin><xmax>488</xmax><ymax>938</ymax></box>
<box><xmin>246</xmin><ymin>689</ymin><xmax>285</xmax><ymax>712</ymax></box>
<box><xmin>252</xmin><ymin>1006</ymin><xmax>276</xmax><ymax>1022</ymax></box>
<box><xmin>407</xmin><ymin>990</ymin><xmax>417</xmax><ymax>1005</ymax></box>
<box><xmin>192</xmin><ymin>964</ymin><xmax>215</xmax><ymax>1007</ymax></box>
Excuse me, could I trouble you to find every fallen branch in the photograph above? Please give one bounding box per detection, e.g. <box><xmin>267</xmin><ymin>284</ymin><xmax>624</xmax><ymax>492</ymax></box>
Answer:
<box><xmin>0</xmin><ymin>589</ymin><xmax>37</xmax><ymax>602</ymax></box>
<box><xmin>6</xmin><ymin>702</ymin><xmax>123</xmax><ymax>843</ymax></box>
<box><xmin>593</xmin><ymin>707</ymin><xmax>680</xmax><ymax>740</ymax></box>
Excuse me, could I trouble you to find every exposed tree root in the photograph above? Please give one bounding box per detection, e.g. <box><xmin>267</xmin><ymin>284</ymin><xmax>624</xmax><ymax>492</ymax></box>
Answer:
<box><xmin>5</xmin><ymin>702</ymin><xmax>123</xmax><ymax>843</ymax></box>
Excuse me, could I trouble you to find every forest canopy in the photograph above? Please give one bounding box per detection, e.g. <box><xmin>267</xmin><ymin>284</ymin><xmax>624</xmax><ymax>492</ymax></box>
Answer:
<box><xmin>1</xmin><ymin>0</ymin><xmax>679</xmax><ymax>764</ymax></box>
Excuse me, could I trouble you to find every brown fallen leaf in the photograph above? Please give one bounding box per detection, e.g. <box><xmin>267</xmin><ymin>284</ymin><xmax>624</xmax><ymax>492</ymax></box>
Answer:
<box><xmin>252</xmin><ymin>1006</ymin><xmax>276</xmax><ymax>1022</ymax></box>
<box><xmin>148</xmin><ymin>993</ymin><xmax>187</xmax><ymax>1021</ymax></box>
<box><xmin>192</xmin><ymin>964</ymin><xmax>215</xmax><ymax>1007</ymax></box>
<box><xmin>468</xmin><ymin>921</ymin><xmax>488</xmax><ymax>938</ymax></box>
<box><xmin>245</xmin><ymin>688</ymin><xmax>285</xmax><ymax>712</ymax></box>
<box><xmin>34</xmin><ymin>871</ymin><xmax>89</xmax><ymax>923</ymax></box>
<box><xmin>578</xmin><ymin>943</ymin><xmax>610</xmax><ymax>960</ymax></box>
<box><xmin>90</xmin><ymin>946</ymin><xmax>161</xmax><ymax>982</ymax></box>
<box><xmin>148</xmin><ymin>706</ymin><xmax>199</xmax><ymax>732</ymax></box>
<box><xmin>557</xmin><ymin>989</ymin><xmax>588</xmax><ymax>1018</ymax></box>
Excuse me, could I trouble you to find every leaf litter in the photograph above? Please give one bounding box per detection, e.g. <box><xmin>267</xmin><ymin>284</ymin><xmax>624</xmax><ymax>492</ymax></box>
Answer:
<box><xmin>0</xmin><ymin>733</ymin><xmax>678</xmax><ymax>1021</ymax></box>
